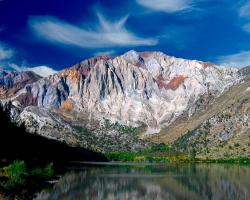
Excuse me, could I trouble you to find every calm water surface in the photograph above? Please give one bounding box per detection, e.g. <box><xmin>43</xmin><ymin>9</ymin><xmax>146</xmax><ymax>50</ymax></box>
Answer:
<box><xmin>35</xmin><ymin>163</ymin><xmax>250</xmax><ymax>200</ymax></box>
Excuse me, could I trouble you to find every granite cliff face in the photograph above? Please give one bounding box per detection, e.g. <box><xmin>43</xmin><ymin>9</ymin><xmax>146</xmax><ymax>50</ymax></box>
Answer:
<box><xmin>0</xmin><ymin>51</ymin><xmax>245</xmax><ymax>153</ymax></box>
<box><xmin>0</xmin><ymin>71</ymin><xmax>40</xmax><ymax>100</ymax></box>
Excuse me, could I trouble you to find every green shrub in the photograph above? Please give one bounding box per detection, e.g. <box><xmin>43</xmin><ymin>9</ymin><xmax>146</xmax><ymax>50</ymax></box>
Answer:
<box><xmin>150</xmin><ymin>143</ymin><xmax>169</xmax><ymax>153</ymax></box>
<box><xmin>234</xmin><ymin>143</ymin><xmax>240</xmax><ymax>147</ymax></box>
<box><xmin>43</xmin><ymin>163</ymin><xmax>54</xmax><ymax>178</ymax></box>
<box><xmin>105</xmin><ymin>152</ymin><xmax>137</xmax><ymax>161</ymax></box>
<box><xmin>31</xmin><ymin>163</ymin><xmax>54</xmax><ymax>178</ymax></box>
<box><xmin>103</xmin><ymin>119</ymin><xmax>138</xmax><ymax>136</ymax></box>
<box><xmin>2</xmin><ymin>160</ymin><xmax>28</xmax><ymax>189</ymax></box>
<box><xmin>190</xmin><ymin>149</ymin><xmax>196</xmax><ymax>161</ymax></box>
<box><xmin>0</xmin><ymin>160</ymin><xmax>55</xmax><ymax>191</ymax></box>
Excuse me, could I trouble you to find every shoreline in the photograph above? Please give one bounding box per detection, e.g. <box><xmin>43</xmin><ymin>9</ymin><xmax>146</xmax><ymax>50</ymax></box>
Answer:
<box><xmin>1</xmin><ymin>160</ymin><xmax>250</xmax><ymax>200</ymax></box>
<box><xmin>69</xmin><ymin>159</ymin><xmax>250</xmax><ymax>166</ymax></box>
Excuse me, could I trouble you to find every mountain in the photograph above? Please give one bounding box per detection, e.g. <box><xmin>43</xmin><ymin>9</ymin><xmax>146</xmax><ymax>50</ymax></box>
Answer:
<box><xmin>150</xmin><ymin>69</ymin><xmax>250</xmax><ymax>158</ymax></box>
<box><xmin>0</xmin><ymin>103</ymin><xmax>106</xmax><ymax>163</ymax></box>
<box><xmin>0</xmin><ymin>71</ymin><xmax>40</xmax><ymax>100</ymax></box>
<box><xmin>0</xmin><ymin>51</ymin><xmax>248</xmax><ymax>156</ymax></box>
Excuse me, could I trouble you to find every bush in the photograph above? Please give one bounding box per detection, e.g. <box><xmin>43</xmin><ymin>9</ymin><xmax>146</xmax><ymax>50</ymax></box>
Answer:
<box><xmin>0</xmin><ymin>160</ymin><xmax>55</xmax><ymax>191</ymax></box>
<box><xmin>103</xmin><ymin>119</ymin><xmax>138</xmax><ymax>136</ymax></box>
<box><xmin>105</xmin><ymin>152</ymin><xmax>137</xmax><ymax>161</ymax></box>
<box><xmin>234</xmin><ymin>143</ymin><xmax>240</xmax><ymax>147</ymax></box>
<box><xmin>2</xmin><ymin>160</ymin><xmax>28</xmax><ymax>189</ymax></box>
<box><xmin>150</xmin><ymin>143</ymin><xmax>169</xmax><ymax>153</ymax></box>
<box><xmin>31</xmin><ymin>163</ymin><xmax>54</xmax><ymax>178</ymax></box>
<box><xmin>133</xmin><ymin>156</ymin><xmax>145</xmax><ymax>162</ymax></box>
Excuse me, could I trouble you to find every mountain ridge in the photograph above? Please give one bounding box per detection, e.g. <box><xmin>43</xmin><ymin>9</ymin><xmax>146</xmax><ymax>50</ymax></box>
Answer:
<box><xmin>0</xmin><ymin>51</ymin><xmax>248</xmax><ymax>155</ymax></box>
<box><xmin>1</xmin><ymin>51</ymin><xmax>241</xmax><ymax>128</ymax></box>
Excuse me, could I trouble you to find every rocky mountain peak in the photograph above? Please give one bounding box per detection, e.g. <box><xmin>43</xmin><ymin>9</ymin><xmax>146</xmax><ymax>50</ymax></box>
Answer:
<box><xmin>0</xmin><ymin>51</ymin><xmax>243</xmax><ymax>135</ymax></box>
<box><xmin>0</xmin><ymin>71</ymin><xmax>41</xmax><ymax>99</ymax></box>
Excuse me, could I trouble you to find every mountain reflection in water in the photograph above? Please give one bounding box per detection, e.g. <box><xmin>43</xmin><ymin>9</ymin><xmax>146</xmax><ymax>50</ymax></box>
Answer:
<box><xmin>35</xmin><ymin>163</ymin><xmax>250</xmax><ymax>200</ymax></box>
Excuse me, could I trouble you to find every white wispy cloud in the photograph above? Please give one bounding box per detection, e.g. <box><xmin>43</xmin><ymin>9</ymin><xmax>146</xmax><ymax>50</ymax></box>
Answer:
<box><xmin>9</xmin><ymin>63</ymin><xmax>57</xmax><ymax>77</ymax></box>
<box><xmin>0</xmin><ymin>43</ymin><xmax>14</xmax><ymax>60</ymax></box>
<box><xmin>28</xmin><ymin>66</ymin><xmax>57</xmax><ymax>77</ymax></box>
<box><xmin>238</xmin><ymin>1</ymin><xmax>250</xmax><ymax>33</ymax></box>
<box><xmin>239</xmin><ymin>1</ymin><xmax>250</xmax><ymax>18</ymax></box>
<box><xmin>29</xmin><ymin>14</ymin><xmax>157</xmax><ymax>48</ymax></box>
<box><xmin>242</xmin><ymin>23</ymin><xmax>250</xmax><ymax>32</ymax></box>
<box><xmin>136</xmin><ymin>0</ymin><xmax>195</xmax><ymax>13</ymax></box>
<box><xmin>94</xmin><ymin>50</ymin><xmax>116</xmax><ymax>56</ymax></box>
<box><xmin>0</xmin><ymin>41</ymin><xmax>57</xmax><ymax>77</ymax></box>
<box><xmin>217</xmin><ymin>51</ymin><xmax>250</xmax><ymax>67</ymax></box>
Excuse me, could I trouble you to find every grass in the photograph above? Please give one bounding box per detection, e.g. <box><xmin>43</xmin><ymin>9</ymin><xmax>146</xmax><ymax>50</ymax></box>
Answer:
<box><xmin>1</xmin><ymin>160</ymin><xmax>28</xmax><ymax>190</ymax></box>
<box><xmin>0</xmin><ymin>160</ymin><xmax>55</xmax><ymax>198</ymax></box>
<box><xmin>105</xmin><ymin>151</ymin><xmax>197</xmax><ymax>162</ymax></box>
<box><xmin>104</xmin><ymin>143</ymin><xmax>194</xmax><ymax>162</ymax></box>
<box><xmin>105</xmin><ymin>151</ymin><xmax>250</xmax><ymax>164</ymax></box>
<box><xmin>105</xmin><ymin>142</ymin><xmax>250</xmax><ymax>164</ymax></box>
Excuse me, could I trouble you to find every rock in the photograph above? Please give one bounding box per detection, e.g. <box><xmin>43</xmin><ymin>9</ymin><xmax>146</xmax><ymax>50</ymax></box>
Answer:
<box><xmin>0</xmin><ymin>51</ymin><xmax>244</xmax><ymax>152</ymax></box>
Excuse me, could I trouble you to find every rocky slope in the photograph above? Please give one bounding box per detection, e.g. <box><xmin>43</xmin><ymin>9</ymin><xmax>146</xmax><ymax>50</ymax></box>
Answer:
<box><xmin>151</xmin><ymin>67</ymin><xmax>250</xmax><ymax>158</ymax></box>
<box><xmin>0</xmin><ymin>51</ymin><xmax>245</xmax><ymax>153</ymax></box>
<box><xmin>0</xmin><ymin>71</ymin><xmax>40</xmax><ymax>100</ymax></box>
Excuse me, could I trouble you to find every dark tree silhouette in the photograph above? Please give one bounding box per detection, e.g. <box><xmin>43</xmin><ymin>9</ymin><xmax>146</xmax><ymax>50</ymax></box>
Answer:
<box><xmin>0</xmin><ymin>103</ymin><xmax>107</xmax><ymax>167</ymax></box>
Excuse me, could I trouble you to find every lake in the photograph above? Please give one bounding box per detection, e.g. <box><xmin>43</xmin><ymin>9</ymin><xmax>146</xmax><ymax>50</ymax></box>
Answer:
<box><xmin>35</xmin><ymin>163</ymin><xmax>250</xmax><ymax>200</ymax></box>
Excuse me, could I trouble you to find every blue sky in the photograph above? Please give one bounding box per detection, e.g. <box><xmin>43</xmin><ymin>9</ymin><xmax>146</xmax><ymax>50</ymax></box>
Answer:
<box><xmin>1</xmin><ymin>0</ymin><xmax>250</xmax><ymax>76</ymax></box>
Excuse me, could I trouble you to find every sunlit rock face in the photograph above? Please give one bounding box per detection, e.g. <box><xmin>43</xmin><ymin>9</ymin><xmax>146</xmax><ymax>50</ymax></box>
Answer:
<box><xmin>0</xmin><ymin>71</ymin><xmax>41</xmax><ymax>100</ymax></box>
<box><xmin>0</xmin><ymin>51</ymin><xmax>241</xmax><ymax>135</ymax></box>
